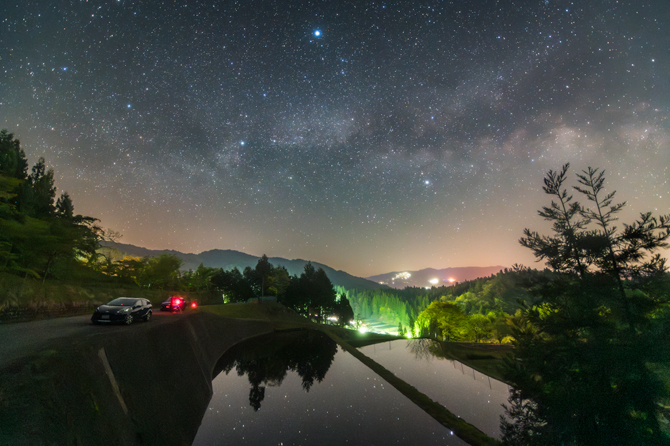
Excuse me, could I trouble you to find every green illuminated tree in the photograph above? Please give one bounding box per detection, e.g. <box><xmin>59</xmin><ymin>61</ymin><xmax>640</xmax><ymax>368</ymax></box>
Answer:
<box><xmin>267</xmin><ymin>265</ymin><xmax>290</xmax><ymax>297</ymax></box>
<box><xmin>332</xmin><ymin>292</ymin><xmax>354</xmax><ymax>326</ymax></box>
<box><xmin>416</xmin><ymin>301</ymin><xmax>467</xmax><ymax>341</ymax></box>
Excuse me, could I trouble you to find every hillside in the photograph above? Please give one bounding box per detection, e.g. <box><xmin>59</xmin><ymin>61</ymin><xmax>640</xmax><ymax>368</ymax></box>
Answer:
<box><xmin>366</xmin><ymin>266</ymin><xmax>506</xmax><ymax>289</ymax></box>
<box><xmin>100</xmin><ymin>241</ymin><xmax>387</xmax><ymax>291</ymax></box>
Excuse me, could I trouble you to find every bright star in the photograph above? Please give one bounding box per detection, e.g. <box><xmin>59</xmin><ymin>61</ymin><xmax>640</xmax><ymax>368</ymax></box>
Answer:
<box><xmin>314</xmin><ymin>30</ymin><xmax>321</xmax><ymax>37</ymax></box>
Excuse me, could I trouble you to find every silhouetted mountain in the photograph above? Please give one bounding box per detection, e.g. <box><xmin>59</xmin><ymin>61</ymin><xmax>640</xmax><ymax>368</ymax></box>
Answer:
<box><xmin>100</xmin><ymin>241</ymin><xmax>387</xmax><ymax>291</ymax></box>
<box><xmin>366</xmin><ymin>266</ymin><xmax>506</xmax><ymax>289</ymax></box>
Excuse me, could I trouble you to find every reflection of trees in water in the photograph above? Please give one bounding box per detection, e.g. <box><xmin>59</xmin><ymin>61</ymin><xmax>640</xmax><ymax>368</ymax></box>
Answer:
<box><xmin>407</xmin><ymin>338</ymin><xmax>456</xmax><ymax>362</ymax></box>
<box><xmin>407</xmin><ymin>338</ymin><xmax>442</xmax><ymax>361</ymax></box>
<box><xmin>216</xmin><ymin>331</ymin><xmax>338</xmax><ymax>411</ymax></box>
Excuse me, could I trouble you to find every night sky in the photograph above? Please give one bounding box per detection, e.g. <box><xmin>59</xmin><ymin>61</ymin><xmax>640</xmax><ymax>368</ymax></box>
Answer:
<box><xmin>2</xmin><ymin>0</ymin><xmax>669</xmax><ymax>277</ymax></box>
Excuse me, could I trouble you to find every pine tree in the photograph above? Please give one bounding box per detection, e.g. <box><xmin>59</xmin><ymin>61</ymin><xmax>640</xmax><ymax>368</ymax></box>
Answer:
<box><xmin>503</xmin><ymin>165</ymin><xmax>670</xmax><ymax>445</ymax></box>
<box><xmin>56</xmin><ymin>192</ymin><xmax>74</xmax><ymax>220</ymax></box>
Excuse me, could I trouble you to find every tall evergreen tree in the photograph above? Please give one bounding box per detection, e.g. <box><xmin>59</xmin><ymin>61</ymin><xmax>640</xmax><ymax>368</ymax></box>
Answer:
<box><xmin>19</xmin><ymin>157</ymin><xmax>56</xmax><ymax>218</ymax></box>
<box><xmin>211</xmin><ymin>267</ymin><xmax>255</xmax><ymax>302</ymax></box>
<box><xmin>281</xmin><ymin>262</ymin><xmax>338</xmax><ymax>320</ymax></box>
<box><xmin>0</xmin><ymin>130</ymin><xmax>28</xmax><ymax>180</ymax></box>
<box><xmin>55</xmin><ymin>192</ymin><xmax>74</xmax><ymax>220</ymax></box>
<box><xmin>502</xmin><ymin>165</ymin><xmax>670</xmax><ymax>445</ymax></box>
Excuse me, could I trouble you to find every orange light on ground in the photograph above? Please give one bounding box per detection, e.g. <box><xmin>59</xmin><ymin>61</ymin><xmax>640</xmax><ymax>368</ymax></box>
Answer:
<box><xmin>448</xmin><ymin>278</ymin><xmax>456</xmax><ymax>283</ymax></box>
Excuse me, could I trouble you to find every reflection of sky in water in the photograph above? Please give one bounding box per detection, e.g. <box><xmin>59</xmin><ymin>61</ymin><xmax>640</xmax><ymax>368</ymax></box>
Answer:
<box><xmin>194</xmin><ymin>345</ymin><xmax>469</xmax><ymax>446</ymax></box>
<box><xmin>359</xmin><ymin>340</ymin><xmax>510</xmax><ymax>438</ymax></box>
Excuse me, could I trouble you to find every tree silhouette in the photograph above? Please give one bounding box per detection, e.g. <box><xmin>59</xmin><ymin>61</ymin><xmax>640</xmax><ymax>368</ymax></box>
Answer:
<box><xmin>0</xmin><ymin>131</ymin><xmax>103</xmax><ymax>280</ymax></box>
<box><xmin>211</xmin><ymin>267</ymin><xmax>256</xmax><ymax>302</ymax></box>
<box><xmin>281</xmin><ymin>262</ymin><xmax>339</xmax><ymax>320</ymax></box>
<box><xmin>502</xmin><ymin>165</ymin><xmax>670</xmax><ymax>445</ymax></box>
<box><xmin>217</xmin><ymin>331</ymin><xmax>338</xmax><ymax>411</ymax></box>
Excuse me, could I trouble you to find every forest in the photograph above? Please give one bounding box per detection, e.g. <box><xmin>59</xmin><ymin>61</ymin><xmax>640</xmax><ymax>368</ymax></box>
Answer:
<box><xmin>0</xmin><ymin>130</ymin><xmax>103</xmax><ymax>283</ymax></box>
<box><xmin>342</xmin><ymin>268</ymin><xmax>530</xmax><ymax>341</ymax></box>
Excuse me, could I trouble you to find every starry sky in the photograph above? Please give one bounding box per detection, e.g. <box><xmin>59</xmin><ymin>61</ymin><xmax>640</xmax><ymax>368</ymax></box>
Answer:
<box><xmin>2</xmin><ymin>0</ymin><xmax>669</xmax><ymax>277</ymax></box>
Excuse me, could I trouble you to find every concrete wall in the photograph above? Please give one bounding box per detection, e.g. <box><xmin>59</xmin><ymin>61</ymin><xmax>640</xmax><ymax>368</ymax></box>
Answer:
<box><xmin>2</xmin><ymin>312</ymin><xmax>274</xmax><ymax>446</ymax></box>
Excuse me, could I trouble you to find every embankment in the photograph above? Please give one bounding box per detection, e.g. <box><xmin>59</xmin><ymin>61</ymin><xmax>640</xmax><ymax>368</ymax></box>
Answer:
<box><xmin>0</xmin><ymin>312</ymin><xmax>274</xmax><ymax>446</ymax></box>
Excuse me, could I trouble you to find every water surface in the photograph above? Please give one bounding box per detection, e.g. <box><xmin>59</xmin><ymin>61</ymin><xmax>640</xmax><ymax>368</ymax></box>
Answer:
<box><xmin>360</xmin><ymin>339</ymin><xmax>510</xmax><ymax>438</ymax></box>
<box><xmin>194</xmin><ymin>332</ymin><xmax>505</xmax><ymax>445</ymax></box>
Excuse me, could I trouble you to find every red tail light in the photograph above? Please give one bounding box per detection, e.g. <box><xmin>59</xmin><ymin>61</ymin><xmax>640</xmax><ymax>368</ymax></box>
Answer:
<box><xmin>191</xmin><ymin>302</ymin><xmax>197</xmax><ymax>308</ymax></box>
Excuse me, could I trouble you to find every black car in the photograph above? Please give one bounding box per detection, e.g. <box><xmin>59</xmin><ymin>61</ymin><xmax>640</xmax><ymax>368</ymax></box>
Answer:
<box><xmin>91</xmin><ymin>297</ymin><xmax>152</xmax><ymax>325</ymax></box>
<box><xmin>160</xmin><ymin>295</ymin><xmax>189</xmax><ymax>312</ymax></box>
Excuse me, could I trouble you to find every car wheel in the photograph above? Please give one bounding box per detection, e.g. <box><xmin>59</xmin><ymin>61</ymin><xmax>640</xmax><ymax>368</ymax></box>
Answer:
<box><xmin>143</xmin><ymin>311</ymin><xmax>151</xmax><ymax>322</ymax></box>
<box><xmin>124</xmin><ymin>314</ymin><xmax>133</xmax><ymax>325</ymax></box>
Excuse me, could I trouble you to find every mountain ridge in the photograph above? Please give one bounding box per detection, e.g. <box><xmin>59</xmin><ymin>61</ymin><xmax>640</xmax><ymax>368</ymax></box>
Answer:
<box><xmin>100</xmin><ymin>241</ymin><xmax>387</xmax><ymax>291</ymax></box>
<box><xmin>365</xmin><ymin>266</ymin><xmax>507</xmax><ymax>289</ymax></box>
<box><xmin>100</xmin><ymin>242</ymin><xmax>506</xmax><ymax>291</ymax></box>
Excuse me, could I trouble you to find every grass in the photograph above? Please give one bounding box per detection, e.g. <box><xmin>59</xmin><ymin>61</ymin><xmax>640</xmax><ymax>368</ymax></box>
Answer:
<box><xmin>198</xmin><ymin>302</ymin><xmax>411</xmax><ymax>346</ymax></box>
<box><xmin>0</xmin><ymin>272</ymin><xmax>221</xmax><ymax>322</ymax></box>
<box><xmin>198</xmin><ymin>301</ymin><xmax>303</xmax><ymax>320</ymax></box>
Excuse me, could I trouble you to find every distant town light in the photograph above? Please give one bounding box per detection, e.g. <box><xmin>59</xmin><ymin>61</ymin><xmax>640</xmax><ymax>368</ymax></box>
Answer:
<box><xmin>429</xmin><ymin>278</ymin><xmax>439</xmax><ymax>285</ymax></box>
<box><xmin>393</xmin><ymin>272</ymin><xmax>411</xmax><ymax>280</ymax></box>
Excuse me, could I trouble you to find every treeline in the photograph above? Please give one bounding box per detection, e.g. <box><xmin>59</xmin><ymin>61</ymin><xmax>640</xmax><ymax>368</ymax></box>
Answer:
<box><xmin>341</xmin><ymin>268</ymin><xmax>534</xmax><ymax>342</ymax></box>
<box><xmin>212</xmin><ymin>255</ymin><xmax>354</xmax><ymax>324</ymax></box>
<box><xmin>0</xmin><ymin>130</ymin><xmax>103</xmax><ymax>282</ymax></box>
<box><xmin>93</xmin><ymin>251</ymin><xmax>355</xmax><ymax>324</ymax></box>
<box><xmin>342</xmin><ymin>286</ymin><xmax>432</xmax><ymax>330</ymax></box>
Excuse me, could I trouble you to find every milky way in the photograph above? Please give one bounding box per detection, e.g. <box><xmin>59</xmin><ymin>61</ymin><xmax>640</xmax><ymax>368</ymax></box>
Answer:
<box><xmin>2</xmin><ymin>0</ymin><xmax>668</xmax><ymax>277</ymax></box>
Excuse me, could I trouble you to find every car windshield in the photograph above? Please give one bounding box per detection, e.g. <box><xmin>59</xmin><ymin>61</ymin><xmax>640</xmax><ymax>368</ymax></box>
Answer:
<box><xmin>106</xmin><ymin>298</ymin><xmax>138</xmax><ymax>306</ymax></box>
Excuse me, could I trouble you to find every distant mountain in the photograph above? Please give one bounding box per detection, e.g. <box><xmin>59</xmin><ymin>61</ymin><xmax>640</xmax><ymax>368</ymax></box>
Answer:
<box><xmin>100</xmin><ymin>241</ymin><xmax>388</xmax><ymax>291</ymax></box>
<box><xmin>366</xmin><ymin>266</ymin><xmax>507</xmax><ymax>289</ymax></box>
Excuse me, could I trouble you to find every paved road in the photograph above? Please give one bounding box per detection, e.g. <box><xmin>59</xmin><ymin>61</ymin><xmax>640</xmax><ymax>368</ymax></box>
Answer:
<box><xmin>0</xmin><ymin>311</ymin><xmax>182</xmax><ymax>368</ymax></box>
